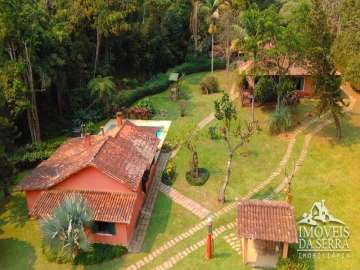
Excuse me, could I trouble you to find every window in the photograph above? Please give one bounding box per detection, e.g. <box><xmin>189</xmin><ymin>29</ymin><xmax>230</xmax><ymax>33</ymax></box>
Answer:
<box><xmin>92</xmin><ymin>221</ymin><xmax>116</xmax><ymax>235</ymax></box>
<box><xmin>294</xmin><ymin>77</ymin><xmax>305</xmax><ymax>91</ymax></box>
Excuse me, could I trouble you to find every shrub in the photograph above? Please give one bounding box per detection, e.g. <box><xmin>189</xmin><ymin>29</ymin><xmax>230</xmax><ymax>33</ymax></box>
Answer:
<box><xmin>208</xmin><ymin>126</ymin><xmax>220</xmax><ymax>140</ymax></box>
<box><xmin>161</xmin><ymin>161</ymin><xmax>176</xmax><ymax>185</ymax></box>
<box><xmin>186</xmin><ymin>168</ymin><xmax>210</xmax><ymax>186</ymax></box>
<box><xmin>254</xmin><ymin>77</ymin><xmax>275</xmax><ymax>103</ymax></box>
<box><xmin>73</xmin><ymin>244</ymin><xmax>127</xmax><ymax>265</ymax></box>
<box><xmin>200</xmin><ymin>76</ymin><xmax>219</xmax><ymax>94</ymax></box>
<box><xmin>43</xmin><ymin>243</ymin><xmax>127</xmax><ymax>265</ymax></box>
<box><xmin>11</xmin><ymin>140</ymin><xmax>64</xmax><ymax>169</ymax></box>
<box><xmin>161</xmin><ymin>141</ymin><xmax>177</xmax><ymax>153</ymax></box>
<box><xmin>84</xmin><ymin>121</ymin><xmax>97</xmax><ymax>134</ymax></box>
<box><xmin>277</xmin><ymin>244</ymin><xmax>313</xmax><ymax>270</ymax></box>
<box><xmin>269</xmin><ymin>107</ymin><xmax>293</xmax><ymax>135</ymax></box>
<box><xmin>137</xmin><ymin>97</ymin><xmax>155</xmax><ymax>115</ymax></box>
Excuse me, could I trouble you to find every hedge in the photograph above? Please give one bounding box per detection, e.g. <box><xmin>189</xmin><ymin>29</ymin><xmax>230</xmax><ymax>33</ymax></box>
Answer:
<box><xmin>11</xmin><ymin>140</ymin><xmax>64</xmax><ymax>170</ymax></box>
<box><xmin>43</xmin><ymin>243</ymin><xmax>127</xmax><ymax>265</ymax></box>
<box><xmin>73</xmin><ymin>244</ymin><xmax>127</xmax><ymax>265</ymax></box>
<box><xmin>116</xmin><ymin>57</ymin><xmax>225</xmax><ymax>108</ymax></box>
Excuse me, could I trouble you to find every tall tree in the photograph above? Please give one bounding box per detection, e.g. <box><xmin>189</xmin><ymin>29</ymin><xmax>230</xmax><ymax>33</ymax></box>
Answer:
<box><xmin>214</xmin><ymin>93</ymin><xmax>259</xmax><ymax>203</ymax></box>
<box><xmin>263</xmin><ymin>5</ymin><xmax>304</xmax><ymax>110</ymax></box>
<box><xmin>0</xmin><ymin>0</ymin><xmax>50</xmax><ymax>142</ymax></box>
<box><xmin>190</xmin><ymin>0</ymin><xmax>202</xmax><ymax>53</ymax></box>
<box><xmin>81</xmin><ymin>0</ymin><xmax>137</xmax><ymax>77</ymax></box>
<box><xmin>332</xmin><ymin>0</ymin><xmax>360</xmax><ymax>91</ymax></box>
<box><xmin>217</xmin><ymin>3</ymin><xmax>236</xmax><ymax>71</ymax></box>
<box><xmin>305</xmin><ymin>0</ymin><xmax>346</xmax><ymax>140</ymax></box>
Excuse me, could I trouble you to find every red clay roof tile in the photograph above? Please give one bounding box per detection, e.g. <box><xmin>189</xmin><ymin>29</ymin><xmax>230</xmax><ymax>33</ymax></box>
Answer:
<box><xmin>30</xmin><ymin>190</ymin><xmax>137</xmax><ymax>224</ymax></box>
<box><xmin>237</xmin><ymin>199</ymin><xmax>298</xmax><ymax>243</ymax></box>
<box><xmin>17</xmin><ymin>121</ymin><xmax>159</xmax><ymax>192</ymax></box>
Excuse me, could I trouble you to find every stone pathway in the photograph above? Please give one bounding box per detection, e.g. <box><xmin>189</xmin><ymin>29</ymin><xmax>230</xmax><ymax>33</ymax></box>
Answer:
<box><xmin>159</xmin><ymin>183</ymin><xmax>211</xmax><ymax>219</ymax></box>
<box><xmin>128</xmin><ymin>153</ymin><xmax>171</xmax><ymax>252</ymax></box>
<box><xmin>197</xmin><ymin>113</ymin><xmax>215</xmax><ymax>129</ymax></box>
<box><xmin>273</xmin><ymin>83</ymin><xmax>358</xmax><ymax>195</ymax></box>
<box><xmin>223</xmin><ymin>233</ymin><xmax>242</xmax><ymax>255</ymax></box>
<box><xmin>152</xmin><ymin>222</ymin><xmax>237</xmax><ymax>270</ymax></box>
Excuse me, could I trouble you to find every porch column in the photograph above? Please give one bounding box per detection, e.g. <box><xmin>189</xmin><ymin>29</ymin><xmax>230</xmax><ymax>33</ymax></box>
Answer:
<box><xmin>242</xmin><ymin>238</ymin><xmax>248</xmax><ymax>264</ymax></box>
<box><xmin>282</xmin><ymin>242</ymin><xmax>289</xmax><ymax>258</ymax></box>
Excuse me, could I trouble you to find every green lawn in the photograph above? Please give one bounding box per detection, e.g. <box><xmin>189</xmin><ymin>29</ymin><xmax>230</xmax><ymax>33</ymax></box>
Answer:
<box><xmin>170</xmin><ymin>98</ymin><xmax>317</xmax><ymax>211</ymax></box>
<box><xmin>288</xmin><ymin>106</ymin><xmax>360</xmax><ymax>269</ymax></box>
<box><xmin>172</xmin><ymin>238</ymin><xmax>252</xmax><ymax>270</ymax></box>
<box><xmin>138</xmin><ymin>70</ymin><xmax>236</xmax><ymax>142</ymax></box>
<box><xmin>3</xmin><ymin>67</ymin><xmax>354</xmax><ymax>270</ymax></box>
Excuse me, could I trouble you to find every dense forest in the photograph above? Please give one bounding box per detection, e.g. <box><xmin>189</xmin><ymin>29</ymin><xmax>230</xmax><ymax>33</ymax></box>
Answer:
<box><xmin>0</xmin><ymin>0</ymin><xmax>359</xmax><ymax>194</ymax></box>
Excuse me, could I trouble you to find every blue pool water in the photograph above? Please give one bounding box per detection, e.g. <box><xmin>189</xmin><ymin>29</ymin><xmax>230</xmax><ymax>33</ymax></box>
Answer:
<box><xmin>156</xmin><ymin>128</ymin><xmax>164</xmax><ymax>139</ymax></box>
<box><xmin>103</xmin><ymin>119</ymin><xmax>164</xmax><ymax>139</ymax></box>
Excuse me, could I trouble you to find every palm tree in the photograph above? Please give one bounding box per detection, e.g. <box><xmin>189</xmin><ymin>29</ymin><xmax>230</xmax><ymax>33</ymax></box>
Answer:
<box><xmin>41</xmin><ymin>194</ymin><xmax>92</xmax><ymax>262</ymax></box>
<box><xmin>207</xmin><ymin>6</ymin><xmax>219</xmax><ymax>72</ymax></box>
<box><xmin>87</xmin><ymin>75</ymin><xmax>116</xmax><ymax>112</ymax></box>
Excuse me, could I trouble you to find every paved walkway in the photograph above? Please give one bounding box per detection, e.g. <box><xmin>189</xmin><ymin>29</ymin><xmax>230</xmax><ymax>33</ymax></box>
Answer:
<box><xmin>223</xmin><ymin>233</ymin><xmax>242</xmax><ymax>255</ymax></box>
<box><xmin>152</xmin><ymin>222</ymin><xmax>237</xmax><ymax>270</ymax></box>
<box><xmin>128</xmin><ymin>153</ymin><xmax>171</xmax><ymax>252</ymax></box>
<box><xmin>159</xmin><ymin>183</ymin><xmax>211</xmax><ymax>219</ymax></box>
<box><xmin>197</xmin><ymin>113</ymin><xmax>215</xmax><ymax>129</ymax></box>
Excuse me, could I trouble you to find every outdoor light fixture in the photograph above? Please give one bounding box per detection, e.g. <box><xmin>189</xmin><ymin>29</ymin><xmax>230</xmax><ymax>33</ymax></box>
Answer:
<box><xmin>206</xmin><ymin>216</ymin><xmax>213</xmax><ymax>259</ymax></box>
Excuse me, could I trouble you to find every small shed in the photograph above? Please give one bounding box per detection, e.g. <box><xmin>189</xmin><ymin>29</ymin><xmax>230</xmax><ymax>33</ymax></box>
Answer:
<box><xmin>237</xmin><ymin>199</ymin><xmax>298</xmax><ymax>268</ymax></box>
<box><xmin>169</xmin><ymin>73</ymin><xmax>180</xmax><ymax>82</ymax></box>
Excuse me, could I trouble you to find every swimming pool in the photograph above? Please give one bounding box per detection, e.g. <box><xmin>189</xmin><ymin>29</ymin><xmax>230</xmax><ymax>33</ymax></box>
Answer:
<box><xmin>156</xmin><ymin>128</ymin><xmax>164</xmax><ymax>139</ymax></box>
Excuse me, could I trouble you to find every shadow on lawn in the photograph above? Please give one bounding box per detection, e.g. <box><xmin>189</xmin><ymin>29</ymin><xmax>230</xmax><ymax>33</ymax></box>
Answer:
<box><xmin>0</xmin><ymin>238</ymin><xmax>36</xmax><ymax>270</ymax></box>
<box><xmin>316</xmin><ymin>114</ymin><xmax>360</xmax><ymax>147</ymax></box>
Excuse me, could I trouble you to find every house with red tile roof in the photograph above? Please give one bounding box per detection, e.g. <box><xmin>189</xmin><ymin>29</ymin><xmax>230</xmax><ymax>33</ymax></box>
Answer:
<box><xmin>238</xmin><ymin>59</ymin><xmax>316</xmax><ymax>107</ymax></box>
<box><xmin>17</xmin><ymin>113</ymin><xmax>163</xmax><ymax>246</ymax></box>
<box><xmin>237</xmin><ymin>199</ymin><xmax>298</xmax><ymax>268</ymax></box>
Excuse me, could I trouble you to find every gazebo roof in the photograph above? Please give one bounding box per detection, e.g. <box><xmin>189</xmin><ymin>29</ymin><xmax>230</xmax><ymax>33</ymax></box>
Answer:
<box><xmin>169</xmin><ymin>73</ymin><xmax>179</xmax><ymax>82</ymax></box>
<box><xmin>237</xmin><ymin>199</ymin><xmax>298</xmax><ymax>243</ymax></box>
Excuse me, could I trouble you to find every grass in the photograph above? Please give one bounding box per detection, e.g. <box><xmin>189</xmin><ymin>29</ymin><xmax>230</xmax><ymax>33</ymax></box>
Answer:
<box><xmin>170</xmin><ymin>99</ymin><xmax>317</xmax><ymax>211</ymax></box>
<box><xmin>138</xmin><ymin>70</ymin><xmax>236</xmax><ymax>142</ymax></box>
<box><xmin>3</xmin><ymin>67</ymin><xmax>354</xmax><ymax>270</ymax></box>
<box><xmin>166</xmin><ymin>94</ymin><xmax>360</xmax><ymax>269</ymax></box>
<box><xmin>287</xmin><ymin>107</ymin><xmax>360</xmax><ymax>269</ymax></box>
<box><xmin>172</xmin><ymin>238</ymin><xmax>252</xmax><ymax>270</ymax></box>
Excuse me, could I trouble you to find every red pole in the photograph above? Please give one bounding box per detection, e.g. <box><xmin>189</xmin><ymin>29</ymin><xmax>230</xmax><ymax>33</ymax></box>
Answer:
<box><xmin>206</xmin><ymin>217</ymin><xmax>213</xmax><ymax>259</ymax></box>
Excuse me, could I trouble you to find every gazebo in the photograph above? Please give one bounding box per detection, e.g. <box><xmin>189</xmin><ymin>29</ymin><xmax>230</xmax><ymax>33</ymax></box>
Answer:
<box><xmin>237</xmin><ymin>199</ymin><xmax>298</xmax><ymax>268</ymax></box>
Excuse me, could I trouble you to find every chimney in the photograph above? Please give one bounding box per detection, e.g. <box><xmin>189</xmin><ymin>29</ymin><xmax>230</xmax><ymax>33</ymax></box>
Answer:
<box><xmin>100</xmin><ymin>126</ymin><xmax>105</xmax><ymax>136</ymax></box>
<box><xmin>84</xmin><ymin>133</ymin><xmax>91</xmax><ymax>147</ymax></box>
<box><xmin>116</xmin><ymin>112</ymin><xmax>123</xmax><ymax>127</ymax></box>
<box><xmin>80</xmin><ymin>123</ymin><xmax>85</xmax><ymax>138</ymax></box>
